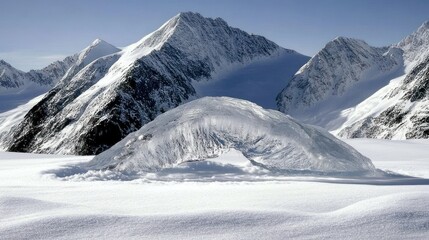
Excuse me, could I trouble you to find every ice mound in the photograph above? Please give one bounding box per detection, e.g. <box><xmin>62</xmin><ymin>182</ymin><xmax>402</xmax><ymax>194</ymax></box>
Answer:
<box><xmin>86</xmin><ymin>97</ymin><xmax>375</xmax><ymax>175</ymax></box>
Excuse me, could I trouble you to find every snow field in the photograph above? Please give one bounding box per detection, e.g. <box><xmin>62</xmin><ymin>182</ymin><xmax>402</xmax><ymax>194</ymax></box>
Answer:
<box><xmin>0</xmin><ymin>139</ymin><xmax>428</xmax><ymax>239</ymax></box>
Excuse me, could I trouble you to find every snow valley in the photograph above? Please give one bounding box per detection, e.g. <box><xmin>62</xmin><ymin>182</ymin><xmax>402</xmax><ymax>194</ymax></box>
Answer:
<box><xmin>0</xmin><ymin>11</ymin><xmax>428</xmax><ymax>240</ymax></box>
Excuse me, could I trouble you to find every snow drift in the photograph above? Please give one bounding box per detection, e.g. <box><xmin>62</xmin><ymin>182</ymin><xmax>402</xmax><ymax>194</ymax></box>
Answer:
<box><xmin>87</xmin><ymin>97</ymin><xmax>375</xmax><ymax>174</ymax></box>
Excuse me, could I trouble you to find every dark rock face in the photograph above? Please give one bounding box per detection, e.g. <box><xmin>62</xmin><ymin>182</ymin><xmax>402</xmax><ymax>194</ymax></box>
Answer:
<box><xmin>401</xmin><ymin>57</ymin><xmax>429</xmax><ymax>102</ymax></box>
<box><xmin>406</xmin><ymin>114</ymin><xmax>429</xmax><ymax>138</ymax></box>
<box><xmin>6</xmin><ymin>12</ymin><xmax>284</xmax><ymax>155</ymax></box>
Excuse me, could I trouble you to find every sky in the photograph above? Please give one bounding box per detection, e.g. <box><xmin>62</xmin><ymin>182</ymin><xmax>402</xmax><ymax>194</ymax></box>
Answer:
<box><xmin>1</xmin><ymin>0</ymin><xmax>428</xmax><ymax>71</ymax></box>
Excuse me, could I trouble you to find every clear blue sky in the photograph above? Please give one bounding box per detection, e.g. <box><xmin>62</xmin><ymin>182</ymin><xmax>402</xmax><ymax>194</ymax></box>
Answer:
<box><xmin>1</xmin><ymin>0</ymin><xmax>428</xmax><ymax>71</ymax></box>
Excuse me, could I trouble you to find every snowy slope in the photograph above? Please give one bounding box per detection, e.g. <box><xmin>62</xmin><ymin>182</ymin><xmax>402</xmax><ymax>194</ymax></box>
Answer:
<box><xmin>0</xmin><ymin>94</ymin><xmax>46</xmax><ymax>150</ymax></box>
<box><xmin>277</xmin><ymin>21</ymin><xmax>429</xmax><ymax>139</ymax></box>
<box><xmin>0</xmin><ymin>139</ymin><xmax>428</xmax><ymax>239</ymax></box>
<box><xmin>87</xmin><ymin>97</ymin><xmax>375</xmax><ymax>174</ymax></box>
<box><xmin>5</xmin><ymin>12</ymin><xmax>307</xmax><ymax>155</ymax></box>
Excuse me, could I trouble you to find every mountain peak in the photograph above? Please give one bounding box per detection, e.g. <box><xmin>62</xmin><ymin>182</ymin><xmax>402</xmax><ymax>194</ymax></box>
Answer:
<box><xmin>330</xmin><ymin>36</ymin><xmax>368</xmax><ymax>47</ymax></box>
<box><xmin>333</xmin><ymin>36</ymin><xmax>351</xmax><ymax>41</ymax></box>
<box><xmin>0</xmin><ymin>60</ymin><xmax>20</xmax><ymax>72</ymax></box>
<box><xmin>177</xmin><ymin>11</ymin><xmax>203</xmax><ymax>19</ymax></box>
<box><xmin>0</xmin><ymin>60</ymin><xmax>10</xmax><ymax>66</ymax></box>
<box><xmin>176</xmin><ymin>11</ymin><xmax>227</xmax><ymax>25</ymax></box>
<box><xmin>88</xmin><ymin>38</ymin><xmax>117</xmax><ymax>50</ymax></box>
<box><xmin>77</xmin><ymin>39</ymin><xmax>120</xmax><ymax>66</ymax></box>
<box><xmin>413</xmin><ymin>20</ymin><xmax>429</xmax><ymax>36</ymax></box>
<box><xmin>124</xmin><ymin>11</ymin><xmax>280</xmax><ymax>72</ymax></box>
<box><xmin>0</xmin><ymin>59</ymin><xmax>26</xmax><ymax>89</ymax></box>
<box><xmin>398</xmin><ymin>20</ymin><xmax>429</xmax><ymax>65</ymax></box>
<box><xmin>91</xmin><ymin>38</ymin><xmax>106</xmax><ymax>46</ymax></box>
<box><xmin>419</xmin><ymin>20</ymin><xmax>429</xmax><ymax>29</ymax></box>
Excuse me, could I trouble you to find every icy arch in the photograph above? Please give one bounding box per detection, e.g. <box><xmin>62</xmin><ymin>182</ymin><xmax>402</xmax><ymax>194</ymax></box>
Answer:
<box><xmin>86</xmin><ymin>97</ymin><xmax>375</xmax><ymax>174</ymax></box>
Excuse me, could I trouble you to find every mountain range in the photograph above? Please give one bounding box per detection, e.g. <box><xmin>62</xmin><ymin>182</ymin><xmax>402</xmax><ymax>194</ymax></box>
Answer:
<box><xmin>1</xmin><ymin>12</ymin><xmax>428</xmax><ymax>156</ymax></box>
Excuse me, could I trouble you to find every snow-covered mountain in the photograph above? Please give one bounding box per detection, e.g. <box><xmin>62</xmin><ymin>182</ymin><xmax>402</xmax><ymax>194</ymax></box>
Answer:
<box><xmin>58</xmin><ymin>39</ymin><xmax>120</xmax><ymax>85</ymax></box>
<box><xmin>0</xmin><ymin>60</ymin><xmax>28</xmax><ymax>89</ymax></box>
<box><xmin>277</xmin><ymin>21</ymin><xmax>429</xmax><ymax>139</ymax></box>
<box><xmin>397</xmin><ymin>20</ymin><xmax>429</xmax><ymax>68</ymax></box>
<box><xmin>87</xmin><ymin>97</ymin><xmax>375</xmax><ymax>174</ymax></box>
<box><xmin>0</xmin><ymin>39</ymin><xmax>120</xmax><ymax>150</ymax></box>
<box><xmin>0</xmin><ymin>39</ymin><xmax>120</xmax><ymax>112</ymax></box>
<box><xmin>276</xmin><ymin>37</ymin><xmax>404</xmax><ymax>130</ymax></box>
<box><xmin>0</xmin><ymin>60</ymin><xmax>52</xmax><ymax>112</ymax></box>
<box><xmin>5</xmin><ymin>12</ymin><xmax>307</xmax><ymax>155</ymax></box>
<box><xmin>0</xmin><ymin>56</ymin><xmax>75</xmax><ymax>112</ymax></box>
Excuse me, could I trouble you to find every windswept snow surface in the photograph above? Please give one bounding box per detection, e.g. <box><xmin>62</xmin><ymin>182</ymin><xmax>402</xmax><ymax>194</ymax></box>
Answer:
<box><xmin>87</xmin><ymin>97</ymin><xmax>375</xmax><ymax>175</ymax></box>
<box><xmin>0</xmin><ymin>139</ymin><xmax>428</xmax><ymax>239</ymax></box>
